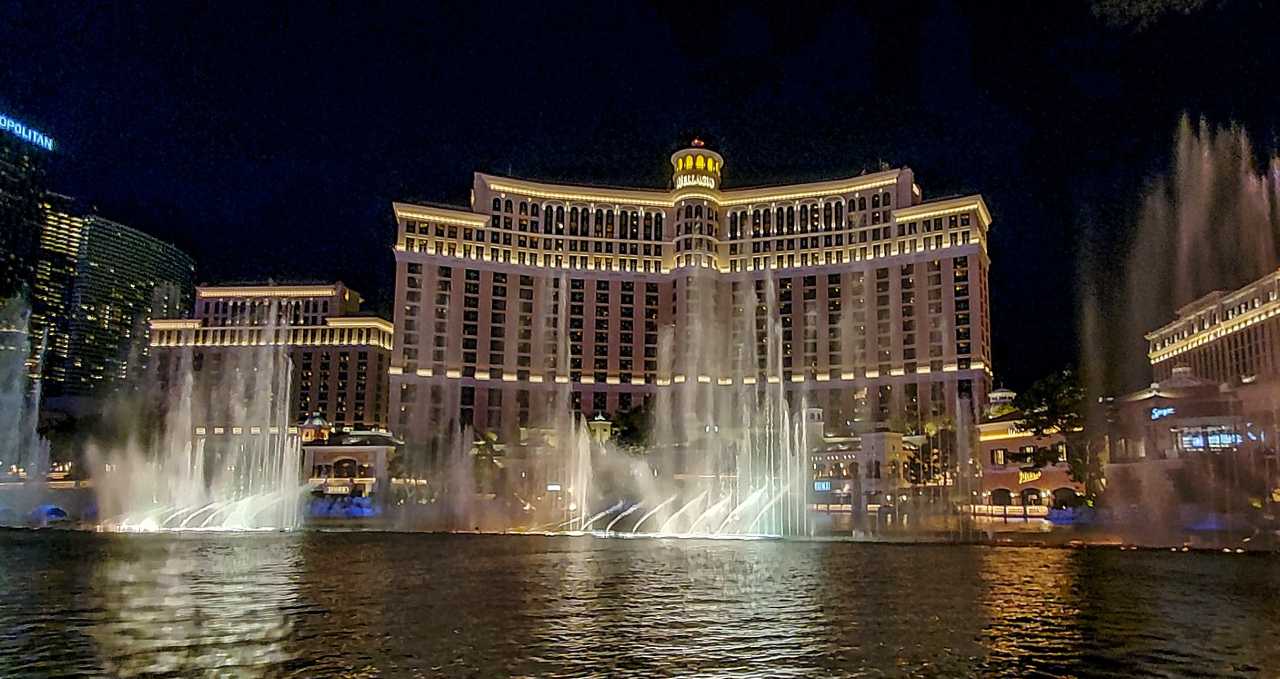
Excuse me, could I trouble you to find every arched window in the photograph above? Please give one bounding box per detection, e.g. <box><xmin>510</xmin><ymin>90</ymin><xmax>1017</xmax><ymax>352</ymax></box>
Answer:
<box><xmin>787</xmin><ymin>206</ymin><xmax>795</xmax><ymax>229</ymax></box>
<box><xmin>729</xmin><ymin>212</ymin><xmax>738</xmax><ymax>237</ymax></box>
<box><xmin>835</xmin><ymin>201</ymin><xmax>844</xmax><ymax>226</ymax></box>
<box><xmin>655</xmin><ymin>213</ymin><xmax>664</xmax><ymax>240</ymax></box>
<box><xmin>871</xmin><ymin>194</ymin><xmax>880</xmax><ymax>209</ymax></box>
<box><xmin>763</xmin><ymin>209</ymin><xmax>771</xmax><ymax>227</ymax></box>
<box><xmin>799</xmin><ymin>205</ymin><xmax>808</xmax><ymax>231</ymax></box>
<box><xmin>556</xmin><ymin>206</ymin><xmax>564</xmax><ymax>226</ymax></box>
<box><xmin>531</xmin><ymin>203</ymin><xmax>540</xmax><ymax>217</ymax></box>
<box><xmin>776</xmin><ymin>207</ymin><xmax>784</xmax><ymax>228</ymax></box>
<box><xmin>491</xmin><ymin>197</ymin><xmax>501</xmax><ymax>212</ymax></box>
<box><xmin>520</xmin><ymin>201</ymin><xmax>529</xmax><ymax>215</ymax></box>
<box><xmin>752</xmin><ymin>209</ymin><xmax>761</xmax><ymax>227</ymax></box>
<box><xmin>334</xmin><ymin>458</ymin><xmax>359</xmax><ymax>479</ymax></box>
<box><xmin>694</xmin><ymin>205</ymin><xmax>703</xmax><ymax>218</ymax></box>
<box><xmin>823</xmin><ymin>203</ymin><xmax>833</xmax><ymax>228</ymax></box>
<box><xmin>857</xmin><ymin>196</ymin><xmax>866</xmax><ymax>211</ymax></box>
<box><xmin>504</xmin><ymin>199</ymin><xmax>513</xmax><ymax>213</ymax></box>
<box><xmin>882</xmin><ymin>192</ymin><xmax>892</xmax><ymax>207</ymax></box>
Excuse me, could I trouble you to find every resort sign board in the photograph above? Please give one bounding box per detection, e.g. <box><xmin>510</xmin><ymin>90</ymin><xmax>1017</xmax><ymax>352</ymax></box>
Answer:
<box><xmin>675</xmin><ymin>174</ymin><xmax>716</xmax><ymax>190</ymax></box>
<box><xmin>1017</xmin><ymin>469</ymin><xmax>1043</xmax><ymax>485</ymax></box>
<box><xmin>0</xmin><ymin>112</ymin><xmax>55</xmax><ymax>151</ymax></box>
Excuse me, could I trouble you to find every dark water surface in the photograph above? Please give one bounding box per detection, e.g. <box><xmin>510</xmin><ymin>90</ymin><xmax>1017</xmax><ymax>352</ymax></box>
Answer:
<box><xmin>1</xmin><ymin>531</ymin><xmax>1277</xmax><ymax>677</ymax></box>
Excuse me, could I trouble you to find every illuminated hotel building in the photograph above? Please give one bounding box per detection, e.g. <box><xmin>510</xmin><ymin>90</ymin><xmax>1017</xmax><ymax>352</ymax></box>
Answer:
<box><xmin>27</xmin><ymin>199</ymin><xmax>195</xmax><ymax>399</ymax></box>
<box><xmin>149</xmin><ymin>283</ymin><xmax>393</xmax><ymax>432</ymax></box>
<box><xmin>0</xmin><ymin>129</ymin><xmax>46</xmax><ymax>299</ymax></box>
<box><xmin>390</xmin><ymin>142</ymin><xmax>993</xmax><ymax>446</ymax></box>
<box><xmin>1147</xmin><ymin>268</ymin><xmax>1280</xmax><ymax>385</ymax></box>
<box><xmin>29</xmin><ymin>194</ymin><xmax>87</xmax><ymax>387</ymax></box>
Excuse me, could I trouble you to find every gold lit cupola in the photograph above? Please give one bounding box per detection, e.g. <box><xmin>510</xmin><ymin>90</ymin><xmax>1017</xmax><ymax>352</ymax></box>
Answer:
<box><xmin>670</xmin><ymin>138</ymin><xmax>724</xmax><ymax>191</ymax></box>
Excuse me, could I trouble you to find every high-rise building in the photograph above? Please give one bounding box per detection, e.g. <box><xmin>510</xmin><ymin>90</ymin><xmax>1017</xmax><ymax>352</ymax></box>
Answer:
<box><xmin>389</xmin><ymin>141</ymin><xmax>994</xmax><ymax>447</ymax></box>
<box><xmin>29</xmin><ymin>203</ymin><xmax>195</xmax><ymax>400</ymax></box>
<box><xmin>29</xmin><ymin>193</ymin><xmax>87</xmax><ymax>386</ymax></box>
<box><xmin>65</xmin><ymin>216</ymin><xmax>194</xmax><ymax>395</ymax></box>
<box><xmin>149</xmin><ymin>283</ymin><xmax>393</xmax><ymax>432</ymax></box>
<box><xmin>1147</xmin><ymin>268</ymin><xmax>1280</xmax><ymax>385</ymax></box>
<box><xmin>0</xmin><ymin>113</ymin><xmax>50</xmax><ymax>300</ymax></box>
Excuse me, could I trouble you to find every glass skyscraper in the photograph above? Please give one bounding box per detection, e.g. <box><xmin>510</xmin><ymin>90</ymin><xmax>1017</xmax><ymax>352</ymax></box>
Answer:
<box><xmin>31</xmin><ymin>200</ymin><xmax>195</xmax><ymax>399</ymax></box>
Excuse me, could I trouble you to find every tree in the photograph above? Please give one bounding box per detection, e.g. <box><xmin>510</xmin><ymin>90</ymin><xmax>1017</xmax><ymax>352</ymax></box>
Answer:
<box><xmin>1013</xmin><ymin>368</ymin><xmax>1102</xmax><ymax>500</ymax></box>
<box><xmin>988</xmin><ymin>401</ymin><xmax>1017</xmax><ymax>419</ymax></box>
<box><xmin>611</xmin><ymin>398</ymin><xmax>653</xmax><ymax>451</ymax></box>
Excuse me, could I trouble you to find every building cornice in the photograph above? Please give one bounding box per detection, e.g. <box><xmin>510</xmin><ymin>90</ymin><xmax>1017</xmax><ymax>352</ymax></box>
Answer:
<box><xmin>196</xmin><ymin>285</ymin><xmax>340</xmax><ymax>299</ymax></box>
<box><xmin>476</xmin><ymin>173</ymin><xmax>672</xmax><ymax>208</ymax></box>
<box><xmin>471</xmin><ymin>169</ymin><xmax>912</xmax><ymax>209</ymax></box>
<box><xmin>393</xmin><ymin>201</ymin><xmax>490</xmax><ymax>227</ymax></box>
<box><xmin>894</xmin><ymin>195</ymin><xmax>992</xmax><ymax>229</ymax></box>
<box><xmin>326</xmin><ymin>316</ymin><xmax>395</xmax><ymax>333</ymax></box>
<box><xmin>150</xmin><ymin>319</ymin><xmax>203</xmax><ymax>330</ymax></box>
<box><xmin>719</xmin><ymin>170</ymin><xmax>903</xmax><ymax>206</ymax></box>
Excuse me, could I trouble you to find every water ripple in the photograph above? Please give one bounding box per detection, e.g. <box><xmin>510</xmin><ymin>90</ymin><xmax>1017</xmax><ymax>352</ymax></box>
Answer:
<box><xmin>1</xmin><ymin>532</ymin><xmax>1278</xmax><ymax>677</ymax></box>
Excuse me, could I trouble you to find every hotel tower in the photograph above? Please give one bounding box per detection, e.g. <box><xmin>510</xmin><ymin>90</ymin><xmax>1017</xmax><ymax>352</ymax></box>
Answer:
<box><xmin>390</xmin><ymin>141</ymin><xmax>993</xmax><ymax>449</ymax></box>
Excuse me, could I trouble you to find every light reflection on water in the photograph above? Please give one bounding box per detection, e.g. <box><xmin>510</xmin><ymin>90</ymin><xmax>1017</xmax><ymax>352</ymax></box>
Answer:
<box><xmin>90</xmin><ymin>537</ymin><xmax>301</xmax><ymax>677</ymax></box>
<box><xmin>0</xmin><ymin>531</ymin><xmax>1278</xmax><ymax>677</ymax></box>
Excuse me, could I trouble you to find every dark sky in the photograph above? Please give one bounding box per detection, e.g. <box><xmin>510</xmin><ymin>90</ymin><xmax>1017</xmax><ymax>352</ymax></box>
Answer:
<box><xmin>3</xmin><ymin>1</ymin><xmax>1278</xmax><ymax>391</ymax></box>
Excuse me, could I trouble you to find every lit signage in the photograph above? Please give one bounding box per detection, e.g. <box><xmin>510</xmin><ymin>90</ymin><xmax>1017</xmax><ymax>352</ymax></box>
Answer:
<box><xmin>1017</xmin><ymin>470</ymin><xmax>1042</xmax><ymax>485</ymax></box>
<box><xmin>0</xmin><ymin>113</ymin><xmax>55</xmax><ymax>151</ymax></box>
<box><xmin>546</xmin><ymin>483</ymin><xmax>562</xmax><ymax>492</ymax></box>
<box><xmin>324</xmin><ymin>485</ymin><xmax>352</xmax><ymax>495</ymax></box>
<box><xmin>813</xmin><ymin>480</ymin><xmax>832</xmax><ymax>492</ymax></box>
<box><xmin>1150</xmin><ymin>406</ymin><xmax>1176</xmax><ymax>421</ymax></box>
<box><xmin>675</xmin><ymin>174</ymin><xmax>716</xmax><ymax>190</ymax></box>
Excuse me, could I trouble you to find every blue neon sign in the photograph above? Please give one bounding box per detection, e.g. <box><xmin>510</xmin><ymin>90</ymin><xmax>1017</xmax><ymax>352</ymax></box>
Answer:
<box><xmin>814</xmin><ymin>480</ymin><xmax>832</xmax><ymax>492</ymax></box>
<box><xmin>1150</xmin><ymin>406</ymin><xmax>1175</xmax><ymax>421</ymax></box>
<box><xmin>0</xmin><ymin>113</ymin><xmax>55</xmax><ymax>152</ymax></box>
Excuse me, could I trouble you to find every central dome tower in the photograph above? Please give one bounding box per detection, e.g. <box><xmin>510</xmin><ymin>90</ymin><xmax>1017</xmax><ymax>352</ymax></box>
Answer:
<box><xmin>670</xmin><ymin>139</ymin><xmax>724</xmax><ymax>191</ymax></box>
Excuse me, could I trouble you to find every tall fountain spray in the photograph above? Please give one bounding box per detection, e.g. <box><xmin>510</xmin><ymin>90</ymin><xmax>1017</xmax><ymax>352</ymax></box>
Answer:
<box><xmin>0</xmin><ymin>297</ymin><xmax>50</xmax><ymax>487</ymax></box>
<box><xmin>1081</xmin><ymin>116</ymin><xmax>1280</xmax><ymax>535</ymax></box>
<box><xmin>540</xmin><ymin>269</ymin><xmax>814</xmax><ymax>538</ymax></box>
<box><xmin>1084</xmin><ymin>115</ymin><xmax>1280</xmax><ymax>393</ymax></box>
<box><xmin>90</xmin><ymin>303</ymin><xmax>303</xmax><ymax>531</ymax></box>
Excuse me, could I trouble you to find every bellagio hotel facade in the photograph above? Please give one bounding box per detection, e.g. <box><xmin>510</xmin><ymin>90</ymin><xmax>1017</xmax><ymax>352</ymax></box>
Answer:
<box><xmin>391</xmin><ymin>142</ymin><xmax>993</xmax><ymax>447</ymax></box>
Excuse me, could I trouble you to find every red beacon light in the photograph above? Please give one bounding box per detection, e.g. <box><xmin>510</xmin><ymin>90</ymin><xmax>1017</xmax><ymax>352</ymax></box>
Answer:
<box><xmin>690</xmin><ymin>138</ymin><xmax>705</xmax><ymax>148</ymax></box>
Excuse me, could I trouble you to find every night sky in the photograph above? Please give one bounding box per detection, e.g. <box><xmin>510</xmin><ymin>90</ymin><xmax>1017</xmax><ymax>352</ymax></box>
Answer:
<box><xmin>3</xmin><ymin>1</ymin><xmax>1278</xmax><ymax>392</ymax></box>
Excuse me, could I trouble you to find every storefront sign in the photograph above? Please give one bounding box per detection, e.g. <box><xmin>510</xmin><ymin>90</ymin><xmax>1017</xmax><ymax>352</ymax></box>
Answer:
<box><xmin>1150</xmin><ymin>406</ymin><xmax>1176</xmax><ymax>421</ymax></box>
<box><xmin>1017</xmin><ymin>470</ymin><xmax>1042</xmax><ymax>485</ymax></box>
<box><xmin>814</xmin><ymin>480</ymin><xmax>832</xmax><ymax>492</ymax></box>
